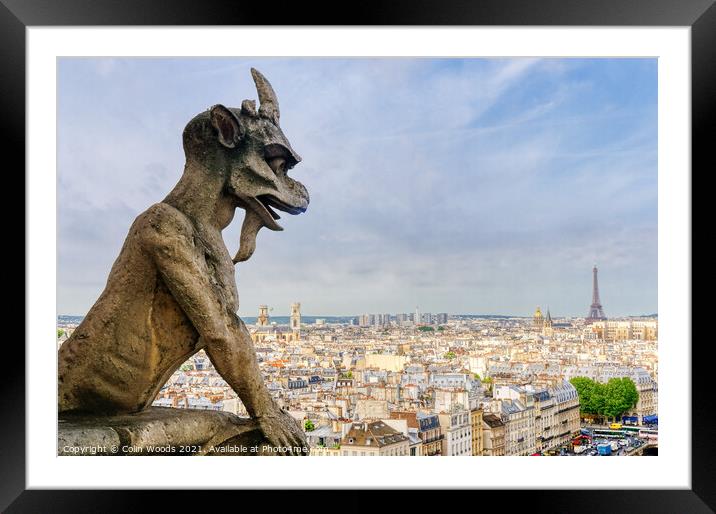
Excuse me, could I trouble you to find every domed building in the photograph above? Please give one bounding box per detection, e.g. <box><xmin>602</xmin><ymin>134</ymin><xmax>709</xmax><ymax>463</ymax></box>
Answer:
<box><xmin>533</xmin><ymin>306</ymin><xmax>544</xmax><ymax>331</ymax></box>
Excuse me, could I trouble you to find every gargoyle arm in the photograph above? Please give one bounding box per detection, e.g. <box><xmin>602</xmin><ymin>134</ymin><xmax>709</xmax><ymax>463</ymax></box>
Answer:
<box><xmin>139</xmin><ymin>204</ymin><xmax>273</xmax><ymax>418</ymax></box>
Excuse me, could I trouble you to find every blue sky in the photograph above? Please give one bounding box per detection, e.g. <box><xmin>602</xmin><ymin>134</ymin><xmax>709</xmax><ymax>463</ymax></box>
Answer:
<box><xmin>57</xmin><ymin>58</ymin><xmax>657</xmax><ymax>317</ymax></box>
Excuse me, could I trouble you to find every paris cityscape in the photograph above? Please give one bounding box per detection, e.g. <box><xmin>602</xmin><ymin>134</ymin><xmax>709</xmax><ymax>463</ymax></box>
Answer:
<box><xmin>57</xmin><ymin>58</ymin><xmax>657</xmax><ymax>457</ymax></box>
<box><xmin>57</xmin><ymin>265</ymin><xmax>658</xmax><ymax>457</ymax></box>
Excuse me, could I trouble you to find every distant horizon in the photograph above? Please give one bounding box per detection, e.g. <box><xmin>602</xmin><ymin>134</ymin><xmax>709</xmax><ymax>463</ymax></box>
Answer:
<box><xmin>57</xmin><ymin>311</ymin><xmax>658</xmax><ymax>320</ymax></box>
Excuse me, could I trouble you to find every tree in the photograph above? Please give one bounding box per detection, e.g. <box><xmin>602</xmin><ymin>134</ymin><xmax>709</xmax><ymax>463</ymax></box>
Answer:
<box><xmin>603</xmin><ymin>377</ymin><xmax>639</xmax><ymax>421</ymax></box>
<box><xmin>57</xmin><ymin>329</ymin><xmax>65</xmax><ymax>339</ymax></box>
<box><xmin>570</xmin><ymin>376</ymin><xmax>603</xmax><ymax>415</ymax></box>
<box><xmin>304</xmin><ymin>419</ymin><xmax>316</xmax><ymax>432</ymax></box>
<box><xmin>622</xmin><ymin>378</ymin><xmax>639</xmax><ymax>410</ymax></box>
<box><xmin>418</xmin><ymin>326</ymin><xmax>434</xmax><ymax>332</ymax></box>
<box><xmin>444</xmin><ymin>351</ymin><xmax>456</xmax><ymax>359</ymax></box>
<box><xmin>570</xmin><ymin>376</ymin><xmax>639</xmax><ymax>421</ymax></box>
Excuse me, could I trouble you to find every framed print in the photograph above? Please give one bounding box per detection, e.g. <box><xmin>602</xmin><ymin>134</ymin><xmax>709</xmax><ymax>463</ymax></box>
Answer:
<box><xmin>4</xmin><ymin>0</ymin><xmax>713</xmax><ymax>511</ymax></box>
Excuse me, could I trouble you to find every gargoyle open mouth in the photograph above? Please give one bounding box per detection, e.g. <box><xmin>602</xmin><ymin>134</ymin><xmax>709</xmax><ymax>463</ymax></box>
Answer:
<box><xmin>246</xmin><ymin>194</ymin><xmax>306</xmax><ymax>232</ymax></box>
<box><xmin>259</xmin><ymin>194</ymin><xmax>306</xmax><ymax>217</ymax></box>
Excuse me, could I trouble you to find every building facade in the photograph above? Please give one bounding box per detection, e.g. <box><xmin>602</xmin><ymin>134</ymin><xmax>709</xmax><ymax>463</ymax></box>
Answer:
<box><xmin>470</xmin><ymin>407</ymin><xmax>484</xmax><ymax>456</ymax></box>
<box><xmin>588</xmin><ymin>320</ymin><xmax>658</xmax><ymax>341</ymax></box>
<box><xmin>482</xmin><ymin>413</ymin><xmax>506</xmax><ymax>456</ymax></box>
<box><xmin>438</xmin><ymin>409</ymin><xmax>472</xmax><ymax>456</ymax></box>
<box><xmin>499</xmin><ymin>399</ymin><xmax>536</xmax><ymax>456</ymax></box>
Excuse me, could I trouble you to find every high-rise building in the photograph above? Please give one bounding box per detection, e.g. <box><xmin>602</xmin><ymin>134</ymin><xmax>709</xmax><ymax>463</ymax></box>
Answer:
<box><xmin>359</xmin><ymin>314</ymin><xmax>370</xmax><ymax>327</ymax></box>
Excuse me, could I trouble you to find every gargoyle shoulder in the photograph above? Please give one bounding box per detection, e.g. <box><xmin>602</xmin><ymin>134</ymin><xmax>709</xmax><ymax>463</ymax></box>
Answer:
<box><xmin>135</xmin><ymin>202</ymin><xmax>196</xmax><ymax>255</ymax></box>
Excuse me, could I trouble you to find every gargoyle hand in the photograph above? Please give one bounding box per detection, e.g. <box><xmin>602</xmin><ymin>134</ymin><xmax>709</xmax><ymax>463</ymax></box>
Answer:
<box><xmin>256</xmin><ymin>404</ymin><xmax>308</xmax><ymax>456</ymax></box>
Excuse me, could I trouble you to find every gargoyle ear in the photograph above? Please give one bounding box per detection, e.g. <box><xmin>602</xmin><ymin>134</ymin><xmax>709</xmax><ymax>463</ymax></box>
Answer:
<box><xmin>210</xmin><ymin>104</ymin><xmax>244</xmax><ymax>149</ymax></box>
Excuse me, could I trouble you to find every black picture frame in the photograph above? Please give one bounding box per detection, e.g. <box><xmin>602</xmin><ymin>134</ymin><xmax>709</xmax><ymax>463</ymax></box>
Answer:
<box><xmin>3</xmin><ymin>0</ymin><xmax>711</xmax><ymax>511</ymax></box>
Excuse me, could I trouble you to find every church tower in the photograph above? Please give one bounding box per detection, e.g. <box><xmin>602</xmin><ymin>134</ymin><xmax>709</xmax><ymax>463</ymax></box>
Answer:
<box><xmin>257</xmin><ymin>305</ymin><xmax>269</xmax><ymax>327</ymax></box>
<box><xmin>290</xmin><ymin>302</ymin><xmax>301</xmax><ymax>338</ymax></box>
<box><xmin>543</xmin><ymin>308</ymin><xmax>554</xmax><ymax>337</ymax></box>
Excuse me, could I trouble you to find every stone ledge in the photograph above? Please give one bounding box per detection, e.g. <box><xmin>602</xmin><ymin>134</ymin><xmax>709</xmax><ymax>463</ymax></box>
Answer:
<box><xmin>58</xmin><ymin>407</ymin><xmax>270</xmax><ymax>456</ymax></box>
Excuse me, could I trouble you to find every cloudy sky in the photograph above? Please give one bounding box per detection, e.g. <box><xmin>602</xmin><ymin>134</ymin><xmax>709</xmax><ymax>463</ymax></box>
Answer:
<box><xmin>57</xmin><ymin>57</ymin><xmax>657</xmax><ymax>318</ymax></box>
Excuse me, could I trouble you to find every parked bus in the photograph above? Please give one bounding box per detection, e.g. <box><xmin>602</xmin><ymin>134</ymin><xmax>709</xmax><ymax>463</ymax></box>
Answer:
<box><xmin>592</xmin><ymin>429</ymin><xmax>623</xmax><ymax>439</ymax></box>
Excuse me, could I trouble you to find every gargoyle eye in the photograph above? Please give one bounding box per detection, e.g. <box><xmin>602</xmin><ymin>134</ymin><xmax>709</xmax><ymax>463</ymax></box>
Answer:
<box><xmin>266</xmin><ymin>156</ymin><xmax>287</xmax><ymax>176</ymax></box>
<box><xmin>264</xmin><ymin>143</ymin><xmax>297</xmax><ymax>171</ymax></box>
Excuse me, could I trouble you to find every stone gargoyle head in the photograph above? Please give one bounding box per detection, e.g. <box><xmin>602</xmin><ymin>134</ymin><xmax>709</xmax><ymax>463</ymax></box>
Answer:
<box><xmin>181</xmin><ymin>68</ymin><xmax>309</xmax><ymax>263</ymax></box>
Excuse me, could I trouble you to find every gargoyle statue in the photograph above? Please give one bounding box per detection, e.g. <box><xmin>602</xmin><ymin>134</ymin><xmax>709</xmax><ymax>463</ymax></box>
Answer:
<box><xmin>58</xmin><ymin>68</ymin><xmax>309</xmax><ymax>454</ymax></box>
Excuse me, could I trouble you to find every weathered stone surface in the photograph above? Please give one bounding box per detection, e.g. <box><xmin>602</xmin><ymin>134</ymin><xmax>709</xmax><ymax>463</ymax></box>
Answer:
<box><xmin>58</xmin><ymin>424</ymin><xmax>120</xmax><ymax>455</ymax></box>
<box><xmin>57</xmin><ymin>68</ymin><xmax>310</xmax><ymax>455</ymax></box>
<box><xmin>58</xmin><ymin>407</ymin><xmax>270</xmax><ymax>456</ymax></box>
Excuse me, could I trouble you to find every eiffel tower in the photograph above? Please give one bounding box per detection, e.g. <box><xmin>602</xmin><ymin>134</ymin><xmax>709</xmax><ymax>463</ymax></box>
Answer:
<box><xmin>587</xmin><ymin>265</ymin><xmax>606</xmax><ymax>321</ymax></box>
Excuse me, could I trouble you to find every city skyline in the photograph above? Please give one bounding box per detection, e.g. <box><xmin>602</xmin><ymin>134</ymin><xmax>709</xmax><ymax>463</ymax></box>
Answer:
<box><xmin>55</xmin><ymin>258</ymin><xmax>655</xmax><ymax>318</ymax></box>
<box><xmin>57</xmin><ymin>58</ymin><xmax>657</xmax><ymax>317</ymax></box>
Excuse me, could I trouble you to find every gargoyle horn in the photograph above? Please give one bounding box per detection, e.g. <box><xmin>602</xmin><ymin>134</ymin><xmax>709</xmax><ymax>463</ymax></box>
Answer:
<box><xmin>251</xmin><ymin>67</ymin><xmax>280</xmax><ymax>125</ymax></box>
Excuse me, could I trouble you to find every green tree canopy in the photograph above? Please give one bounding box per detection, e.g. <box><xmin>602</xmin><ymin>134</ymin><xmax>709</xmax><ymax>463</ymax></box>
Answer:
<box><xmin>57</xmin><ymin>329</ymin><xmax>65</xmax><ymax>339</ymax></box>
<box><xmin>570</xmin><ymin>377</ymin><xmax>601</xmax><ymax>415</ymax></box>
<box><xmin>570</xmin><ymin>376</ymin><xmax>639</xmax><ymax>420</ymax></box>
<box><xmin>304</xmin><ymin>419</ymin><xmax>316</xmax><ymax>432</ymax></box>
<box><xmin>603</xmin><ymin>377</ymin><xmax>639</xmax><ymax>419</ymax></box>
<box><xmin>418</xmin><ymin>326</ymin><xmax>434</xmax><ymax>332</ymax></box>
